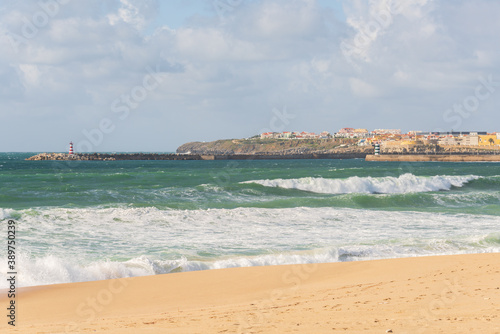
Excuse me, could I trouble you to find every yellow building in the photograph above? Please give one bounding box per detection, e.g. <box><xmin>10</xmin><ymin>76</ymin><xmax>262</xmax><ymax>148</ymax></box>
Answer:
<box><xmin>478</xmin><ymin>135</ymin><xmax>500</xmax><ymax>146</ymax></box>
<box><xmin>400</xmin><ymin>140</ymin><xmax>423</xmax><ymax>147</ymax></box>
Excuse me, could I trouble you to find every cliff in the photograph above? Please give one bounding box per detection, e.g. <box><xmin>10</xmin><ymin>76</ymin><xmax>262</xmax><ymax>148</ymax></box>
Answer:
<box><xmin>176</xmin><ymin>138</ymin><xmax>372</xmax><ymax>155</ymax></box>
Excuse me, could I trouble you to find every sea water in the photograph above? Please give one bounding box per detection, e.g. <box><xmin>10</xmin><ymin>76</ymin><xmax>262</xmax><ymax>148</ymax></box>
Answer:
<box><xmin>1</xmin><ymin>153</ymin><xmax>499</xmax><ymax>287</ymax></box>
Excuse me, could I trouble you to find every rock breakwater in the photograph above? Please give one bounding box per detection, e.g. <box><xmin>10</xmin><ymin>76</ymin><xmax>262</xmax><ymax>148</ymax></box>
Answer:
<box><xmin>26</xmin><ymin>153</ymin><xmax>201</xmax><ymax>161</ymax></box>
<box><xmin>26</xmin><ymin>152</ymin><xmax>368</xmax><ymax>161</ymax></box>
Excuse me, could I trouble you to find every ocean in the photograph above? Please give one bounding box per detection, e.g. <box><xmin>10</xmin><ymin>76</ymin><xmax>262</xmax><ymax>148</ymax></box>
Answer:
<box><xmin>1</xmin><ymin>152</ymin><xmax>499</xmax><ymax>288</ymax></box>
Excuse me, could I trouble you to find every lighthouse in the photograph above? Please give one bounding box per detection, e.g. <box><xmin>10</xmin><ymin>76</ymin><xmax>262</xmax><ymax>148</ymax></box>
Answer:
<box><xmin>69</xmin><ymin>142</ymin><xmax>74</xmax><ymax>155</ymax></box>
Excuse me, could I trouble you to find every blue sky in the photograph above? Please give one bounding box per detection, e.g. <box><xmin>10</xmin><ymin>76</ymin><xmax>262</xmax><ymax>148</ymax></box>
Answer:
<box><xmin>1</xmin><ymin>0</ymin><xmax>499</xmax><ymax>152</ymax></box>
<box><xmin>156</xmin><ymin>0</ymin><xmax>209</xmax><ymax>29</ymax></box>
<box><xmin>156</xmin><ymin>0</ymin><xmax>344</xmax><ymax>29</ymax></box>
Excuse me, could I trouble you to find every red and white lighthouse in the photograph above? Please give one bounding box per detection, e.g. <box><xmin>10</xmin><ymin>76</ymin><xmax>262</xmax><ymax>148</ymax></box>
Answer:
<box><xmin>69</xmin><ymin>142</ymin><xmax>74</xmax><ymax>155</ymax></box>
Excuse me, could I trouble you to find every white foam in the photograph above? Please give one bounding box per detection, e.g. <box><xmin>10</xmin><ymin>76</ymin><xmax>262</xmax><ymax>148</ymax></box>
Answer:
<box><xmin>243</xmin><ymin>173</ymin><xmax>479</xmax><ymax>194</ymax></box>
<box><xmin>0</xmin><ymin>208</ymin><xmax>16</xmax><ymax>220</ymax></box>
<box><xmin>2</xmin><ymin>205</ymin><xmax>499</xmax><ymax>287</ymax></box>
<box><xmin>2</xmin><ymin>235</ymin><xmax>499</xmax><ymax>287</ymax></box>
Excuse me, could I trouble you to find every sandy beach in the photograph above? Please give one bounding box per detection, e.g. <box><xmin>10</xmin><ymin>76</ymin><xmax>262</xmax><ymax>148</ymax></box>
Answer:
<box><xmin>1</xmin><ymin>253</ymin><xmax>498</xmax><ymax>334</ymax></box>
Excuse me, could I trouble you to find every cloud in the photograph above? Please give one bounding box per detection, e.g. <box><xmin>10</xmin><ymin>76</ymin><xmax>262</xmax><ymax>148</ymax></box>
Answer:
<box><xmin>18</xmin><ymin>63</ymin><xmax>42</xmax><ymax>86</ymax></box>
<box><xmin>107</xmin><ymin>0</ymin><xmax>158</xmax><ymax>31</ymax></box>
<box><xmin>0</xmin><ymin>0</ymin><xmax>499</xmax><ymax>151</ymax></box>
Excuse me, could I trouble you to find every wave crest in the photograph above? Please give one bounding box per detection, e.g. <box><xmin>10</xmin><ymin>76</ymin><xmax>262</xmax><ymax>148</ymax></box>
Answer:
<box><xmin>5</xmin><ymin>234</ymin><xmax>500</xmax><ymax>287</ymax></box>
<box><xmin>243</xmin><ymin>173</ymin><xmax>479</xmax><ymax>194</ymax></box>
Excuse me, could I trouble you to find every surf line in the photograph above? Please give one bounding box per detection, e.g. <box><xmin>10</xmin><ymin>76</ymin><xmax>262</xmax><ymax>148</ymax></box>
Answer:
<box><xmin>6</xmin><ymin>219</ymin><xmax>17</xmax><ymax>327</ymax></box>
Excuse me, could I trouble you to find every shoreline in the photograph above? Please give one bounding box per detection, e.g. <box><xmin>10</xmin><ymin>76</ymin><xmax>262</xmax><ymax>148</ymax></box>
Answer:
<box><xmin>7</xmin><ymin>253</ymin><xmax>500</xmax><ymax>333</ymax></box>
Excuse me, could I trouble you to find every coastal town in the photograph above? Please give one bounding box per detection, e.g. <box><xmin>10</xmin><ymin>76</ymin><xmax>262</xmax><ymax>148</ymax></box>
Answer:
<box><xmin>26</xmin><ymin>127</ymin><xmax>500</xmax><ymax>162</ymax></box>
<box><xmin>260</xmin><ymin>128</ymin><xmax>500</xmax><ymax>149</ymax></box>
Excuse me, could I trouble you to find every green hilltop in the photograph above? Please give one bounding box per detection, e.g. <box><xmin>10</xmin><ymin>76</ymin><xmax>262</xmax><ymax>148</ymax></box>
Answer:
<box><xmin>176</xmin><ymin>138</ymin><xmax>370</xmax><ymax>155</ymax></box>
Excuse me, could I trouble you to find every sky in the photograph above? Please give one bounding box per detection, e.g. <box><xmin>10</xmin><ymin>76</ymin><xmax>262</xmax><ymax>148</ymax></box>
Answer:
<box><xmin>1</xmin><ymin>0</ymin><xmax>499</xmax><ymax>152</ymax></box>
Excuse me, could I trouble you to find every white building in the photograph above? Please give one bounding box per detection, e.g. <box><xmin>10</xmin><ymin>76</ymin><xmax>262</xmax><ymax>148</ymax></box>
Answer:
<box><xmin>461</xmin><ymin>135</ymin><xmax>479</xmax><ymax>146</ymax></box>
<box><xmin>372</xmin><ymin>129</ymin><xmax>402</xmax><ymax>135</ymax></box>
<box><xmin>438</xmin><ymin>136</ymin><xmax>460</xmax><ymax>146</ymax></box>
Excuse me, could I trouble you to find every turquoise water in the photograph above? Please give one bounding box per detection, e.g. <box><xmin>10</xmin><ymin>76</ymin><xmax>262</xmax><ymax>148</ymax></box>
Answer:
<box><xmin>1</xmin><ymin>153</ymin><xmax>499</xmax><ymax>286</ymax></box>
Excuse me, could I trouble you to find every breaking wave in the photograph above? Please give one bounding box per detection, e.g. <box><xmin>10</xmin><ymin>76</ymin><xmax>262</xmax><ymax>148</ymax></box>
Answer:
<box><xmin>5</xmin><ymin>235</ymin><xmax>500</xmax><ymax>287</ymax></box>
<box><xmin>243</xmin><ymin>173</ymin><xmax>480</xmax><ymax>194</ymax></box>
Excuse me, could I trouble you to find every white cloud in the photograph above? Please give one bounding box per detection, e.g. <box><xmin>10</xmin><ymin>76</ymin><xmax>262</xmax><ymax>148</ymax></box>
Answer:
<box><xmin>0</xmin><ymin>0</ymin><xmax>499</xmax><ymax>151</ymax></box>
<box><xmin>18</xmin><ymin>63</ymin><xmax>41</xmax><ymax>86</ymax></box>
<box><xmin>108</xmin><ymin>0</ymin><xmax>158</xmax><ymax>31</ymax></box>
<box><xmin>341</xmin><ymin>0</ymin><xmax>436</xmax><ymax>63</ymax></box>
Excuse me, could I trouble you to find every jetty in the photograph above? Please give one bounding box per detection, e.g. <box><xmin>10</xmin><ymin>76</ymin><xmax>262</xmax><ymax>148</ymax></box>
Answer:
<box><xmin>25</xmin><ymin>152</ymin><xmax>368</xmax><ymax>161</ymax></box>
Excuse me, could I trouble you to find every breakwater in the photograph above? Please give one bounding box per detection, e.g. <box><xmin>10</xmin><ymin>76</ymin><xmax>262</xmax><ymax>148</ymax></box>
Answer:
<box><xmin>366</xmin><ymin>154</ymin><xmax>500</xmax><ymax>162</ymax></box>
<box><xmin>26</xmin><ymin>153</ymin><xmax>201</xmax><ymax>161</ymax></box>
<box><xmin>26</xmin><ymin>152</ymin><xmax>368</xmax><ymax>161</ymax></box>
<box><xmin>26</xmin><ymin>153</ymin><xmax>500</xmax><ymax>162</ymax></box>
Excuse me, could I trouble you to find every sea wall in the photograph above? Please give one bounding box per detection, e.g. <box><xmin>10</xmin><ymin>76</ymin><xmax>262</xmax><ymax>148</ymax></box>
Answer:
<box><xmin>366</xmin><ymin>154</ymin><xmax>500</xmax><ymax>162</ymax></box>
<box><xmin>205</xmin><ymin>153</ymin><xmax>367</xmax><ymax>160</ymax></box>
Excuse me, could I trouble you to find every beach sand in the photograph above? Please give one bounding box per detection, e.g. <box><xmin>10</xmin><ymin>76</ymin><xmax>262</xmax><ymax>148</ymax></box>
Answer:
<box><xmin>2</xmin><ymin>253</ymin><xmax>499</xmax><ymax>333</ymax></box>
